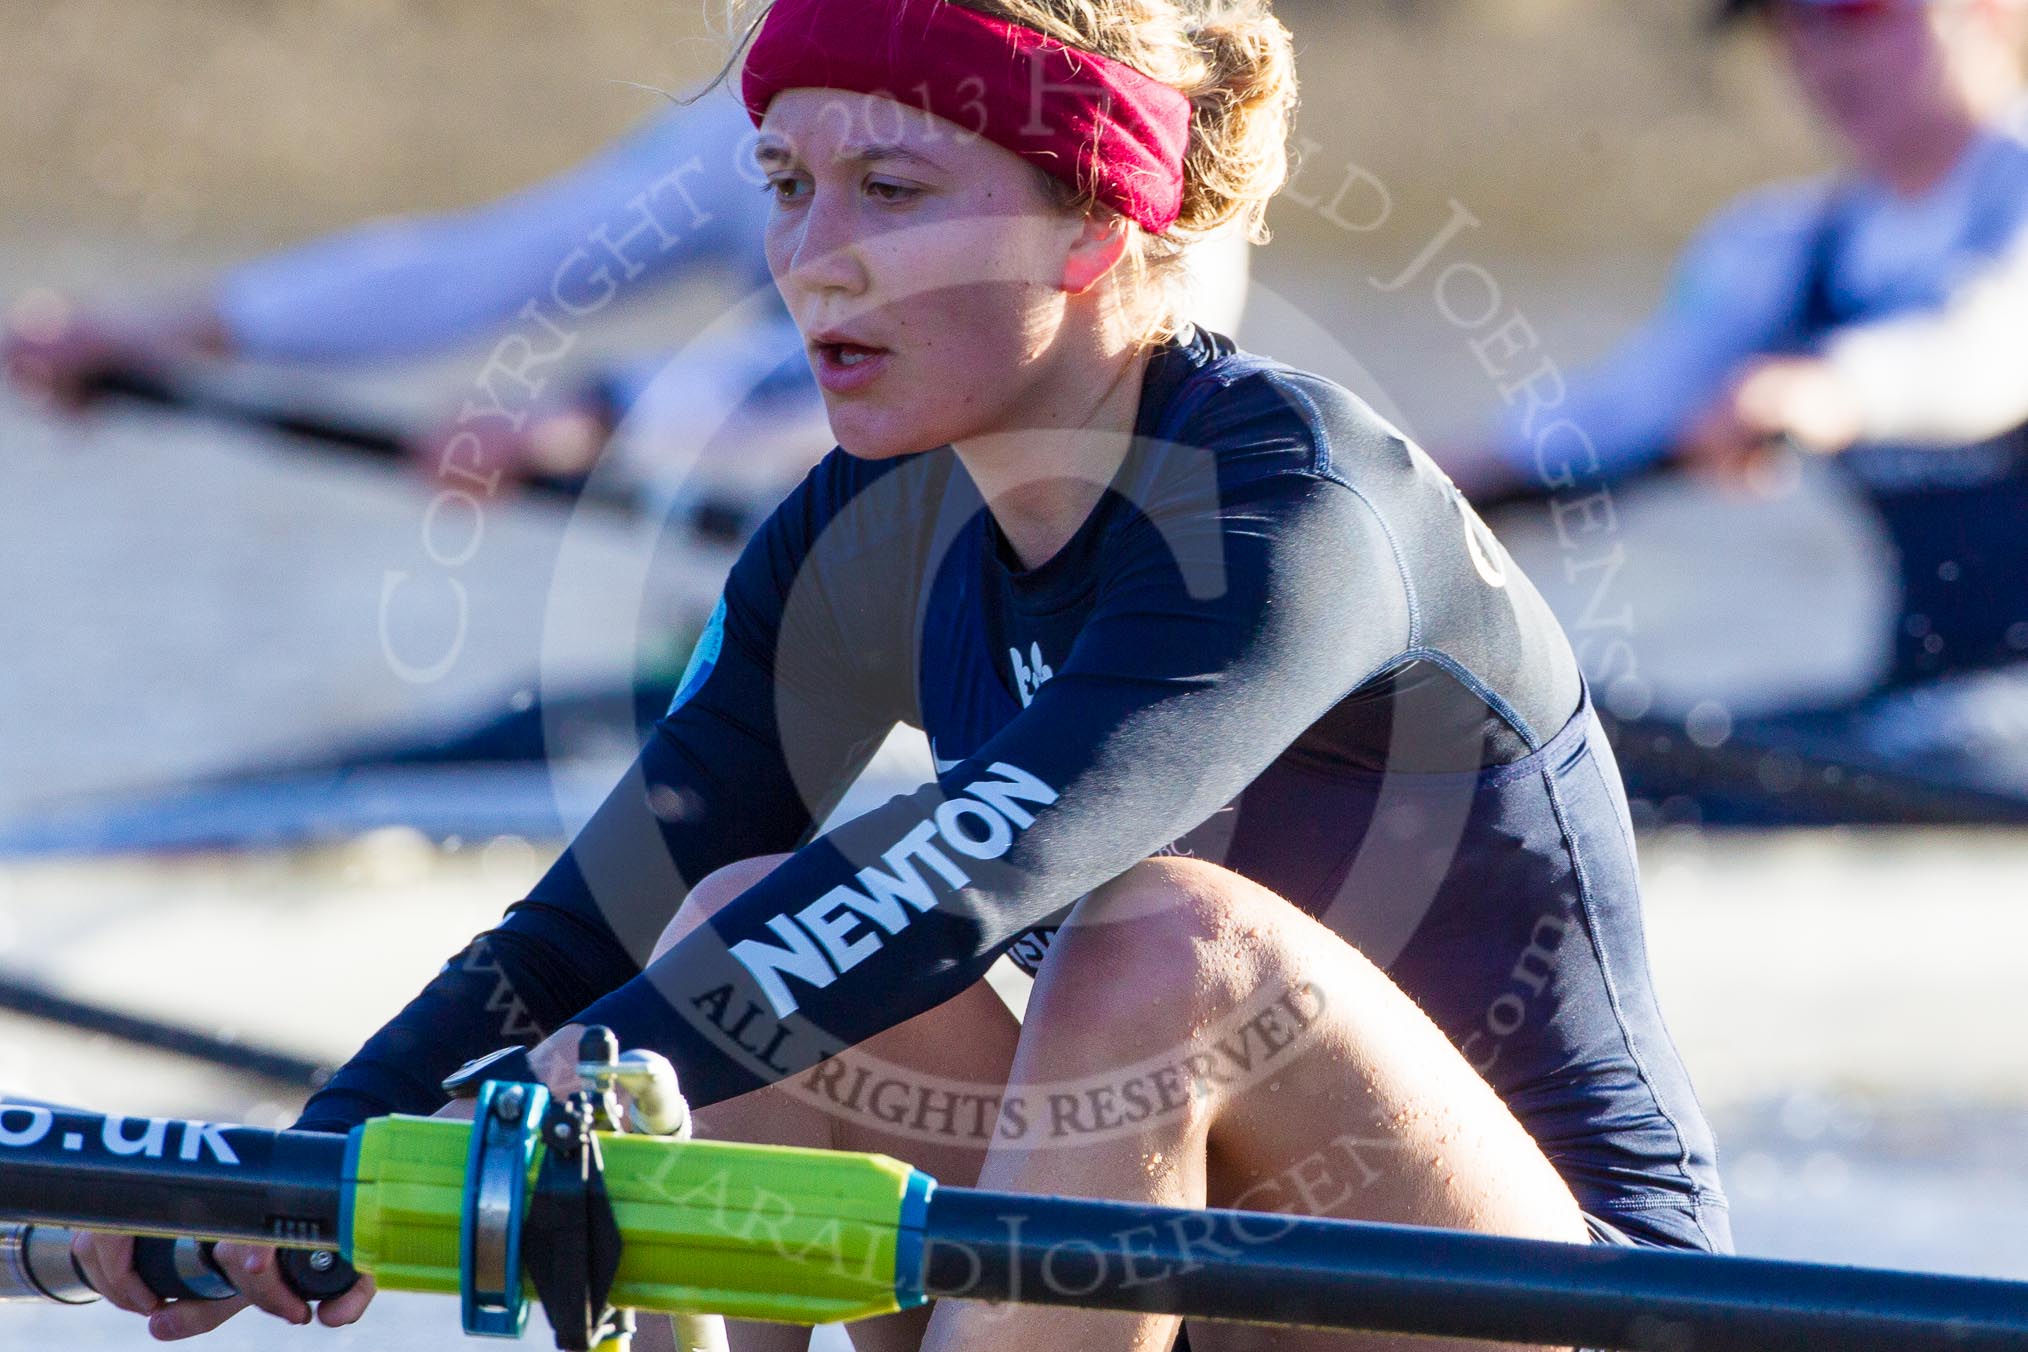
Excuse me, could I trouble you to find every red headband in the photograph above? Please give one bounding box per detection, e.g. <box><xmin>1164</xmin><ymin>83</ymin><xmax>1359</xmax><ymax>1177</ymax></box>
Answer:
<box><xmin>741</xmin><ymin>0</ymin><xmax>1194</xmax><ymax>234</ymax></box>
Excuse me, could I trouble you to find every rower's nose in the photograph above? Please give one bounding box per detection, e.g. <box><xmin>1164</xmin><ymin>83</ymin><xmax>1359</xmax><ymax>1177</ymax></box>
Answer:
<box><xmin>773</xmin><ymin>187</ymin><xmax>872</xmax><ymax>308</ymax></box>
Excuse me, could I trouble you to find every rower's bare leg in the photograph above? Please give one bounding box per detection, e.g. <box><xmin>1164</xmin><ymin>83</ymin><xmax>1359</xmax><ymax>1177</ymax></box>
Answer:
<box><xmin>919</xmin><ymin>858</ymin><xmax>1589</xmax><ymax>1352</ymax></box>
<box><xmin>632</xmin><ymin>855</ymin><xmax>1021</xmax><ymax>1352</ymax></box>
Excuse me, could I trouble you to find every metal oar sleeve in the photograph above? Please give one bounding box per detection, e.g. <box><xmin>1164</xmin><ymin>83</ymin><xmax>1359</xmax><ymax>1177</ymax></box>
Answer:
<box><xmin>919</xmin><ymin>1188</ymin><xmax>2028</xmax><ymax>1352</ymax></box>
<box><xmin>0</xmin><ymin>1105</ymin><xmax>346</xmax><ymax>1250</ymax></box>
<box><xmin>0</xmin><ymin>1225</ymin><xmax>98</xmax><ymax>1304</ymax></box>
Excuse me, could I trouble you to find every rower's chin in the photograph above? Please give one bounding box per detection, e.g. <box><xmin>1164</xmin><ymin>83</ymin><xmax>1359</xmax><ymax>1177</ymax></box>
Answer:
<box><xmin>823</xmin><ymin>400</ymin><xmax>944</xmax><ymax>462</ymax></box>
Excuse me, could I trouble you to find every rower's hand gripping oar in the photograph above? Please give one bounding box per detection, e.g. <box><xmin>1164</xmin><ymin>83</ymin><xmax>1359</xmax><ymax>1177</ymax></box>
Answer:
<box><xmin>0</xmin><ymin>1031</ymin><xmax>730</xmax><ymax>1351</ymax></box>
<box><xmin>0</xmin><ymin>1227</ymin><xmax>352</xmax><ymax>1309</ymax></box>
<box><xmin>128</xmin><ymin>1233</ymin><xmax>360</xmax><ymax>1305</ymax></box>
<box><xmin>0</xmin><ymin>1090</ymin><xmax>357</xmax><ymax>1313</ymax></box>
<box><xmin>0</xmin><ymin>1025</ymin><xmax>930</xmax><ymax>1341</ymax></box>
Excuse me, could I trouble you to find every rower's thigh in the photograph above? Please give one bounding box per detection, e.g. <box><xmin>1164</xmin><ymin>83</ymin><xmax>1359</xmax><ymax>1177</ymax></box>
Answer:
<box><xmin>804</xmin><ymin>983</ymin><xmax>1019</xmax><ymax>1352</ymax></box>
<box><xmin>1030</xmin><ymin>859</ymin><xmax>1587</xmax><ymax>1352</ymax></box>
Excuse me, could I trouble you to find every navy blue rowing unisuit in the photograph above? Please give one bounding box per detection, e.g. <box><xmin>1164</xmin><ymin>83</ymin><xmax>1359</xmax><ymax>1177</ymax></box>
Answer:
<box><xmin>300</xmin><ymin>328</ymin><xmax>1730</xmax><ymax>1251</ymax></box>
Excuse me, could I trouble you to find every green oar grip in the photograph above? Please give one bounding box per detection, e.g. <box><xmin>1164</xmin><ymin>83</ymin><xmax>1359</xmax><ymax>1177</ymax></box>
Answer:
<box><xmin>342</xmin><ymin>1116</ymin><xmax>932</xmax><ymax>1326</ymax></box>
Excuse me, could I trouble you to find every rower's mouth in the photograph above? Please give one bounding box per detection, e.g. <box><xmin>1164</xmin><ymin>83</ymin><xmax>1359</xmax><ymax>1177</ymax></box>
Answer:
<box><xmin>814</xmin><ymin>340</ymin><xmax>890</xmax><ymax>367</ymax></box>
<box><xmin>809</xmin><ymin>334</ymin><xmax>894</xmax><ymax>393</ymax></box>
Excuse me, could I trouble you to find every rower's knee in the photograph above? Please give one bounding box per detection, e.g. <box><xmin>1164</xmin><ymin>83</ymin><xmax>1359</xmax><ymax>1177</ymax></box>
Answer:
<box><xmin>649</xmin><ymin>853</ymin><xmax>791</xmax><ymax>961</ymax></box>
<box><xmin>1034</xmin><ymin>858</ymin><xmax>1292</xmax><ymax>1045</ymax></box>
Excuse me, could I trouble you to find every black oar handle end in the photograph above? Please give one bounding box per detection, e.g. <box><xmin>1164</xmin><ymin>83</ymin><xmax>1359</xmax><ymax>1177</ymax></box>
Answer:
<box><xmin>131</xmin><ymin>1237</ymin><xmax>358</xmax><ymax>1304</ymax></box>
<box><xmin>277</xmin><ymin>1247</ymin><xmax>360</xmax><ymax>1302</ymax></box>
<box><xmin>131</xmin><ymin>1237</ymin><xmax>234</xmax><ymax>1303</ymax></box>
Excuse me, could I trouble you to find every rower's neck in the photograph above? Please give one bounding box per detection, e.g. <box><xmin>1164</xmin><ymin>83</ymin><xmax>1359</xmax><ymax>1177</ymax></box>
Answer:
<box><xmin>955</xmin><ymin>347</ymin><xmax>1150</xmax><ymax>572</ymax></box>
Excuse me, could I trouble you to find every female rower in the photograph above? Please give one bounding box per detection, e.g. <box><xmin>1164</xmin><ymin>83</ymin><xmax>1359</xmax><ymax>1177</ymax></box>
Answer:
<box><xmin>83</xmin><ymin>0</ymin><xmax>1728</xmax><ymax>1347</ymax></box>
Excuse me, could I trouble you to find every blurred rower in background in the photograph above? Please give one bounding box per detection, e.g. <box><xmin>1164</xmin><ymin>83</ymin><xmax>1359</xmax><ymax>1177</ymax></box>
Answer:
<box><xmin>1462</xmin><ymin>0</ymin><xmax>2028</xmax><ymax>823</ymax></box>
<box><xmin>0</xmin><ymin>82</ymin><xmax>1254</xmax><ymax>514</ymax></box>
<box><xmin>4</xmin><ymin>91</ymin><xmax>793</xmax><ymax>506</ymax></box>
<box><xmin>1</xmin><ymin>80</ymin><xmax>1252</xmax><ymax>795</ymax></box>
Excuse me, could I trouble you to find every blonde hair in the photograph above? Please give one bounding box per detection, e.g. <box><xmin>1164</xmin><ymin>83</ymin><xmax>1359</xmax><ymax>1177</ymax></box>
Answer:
<box><xmin>718</xmin><ymin>0</ymin><xmax>1299</xmax><ymax>338</ymax></box>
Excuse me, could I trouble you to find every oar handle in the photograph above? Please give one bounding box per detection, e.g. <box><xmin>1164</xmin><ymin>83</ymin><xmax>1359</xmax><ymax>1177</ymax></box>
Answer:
<box><xmin>126</xmin><ymin>1237</ymin><xmax>359</xmax><ymax>1305</ymax></box>
<box><xmin>0</xmin><ymin>1229</ymin><xmax>354</xmax><ymax>1307</ymax></box>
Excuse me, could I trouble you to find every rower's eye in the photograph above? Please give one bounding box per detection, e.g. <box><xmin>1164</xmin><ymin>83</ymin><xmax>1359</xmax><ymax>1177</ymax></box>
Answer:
<box><xmin>765</xmin><ymin>175</ymin><xmax>811</xmax><ymax>206</ymax></box>
<box><xmin>864</xmin><ymin>178</ymin><xmax>922</xmax><ymax>204</ymax></box>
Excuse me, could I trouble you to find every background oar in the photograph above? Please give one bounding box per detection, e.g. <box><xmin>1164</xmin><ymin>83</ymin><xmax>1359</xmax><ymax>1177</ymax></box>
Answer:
<box><xmin>78</xmin><ymin>365</ymin><xmax>606</xmax><ymax>507</ymax></box>
<box><xmin>0</xmin><ymin>968</ymin><xmax>329</xmax><ymax>1088</ymax></box>
<box><xmin>85</xmin><ymin>366</ymin><xmax>409</xmax><ymax>460</ymax></box>
<box><xmin>74</xmin><ymin>363</ymin><xmax>770</xmax><ymax>545</ymax></box>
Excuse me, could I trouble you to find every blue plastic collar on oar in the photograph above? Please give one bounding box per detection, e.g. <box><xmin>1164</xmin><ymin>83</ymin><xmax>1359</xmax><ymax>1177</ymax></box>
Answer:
<box><xmin>461</xmin><ymin>1080</ymin><xmax>549</xmax><ymax>1338</ymax></box>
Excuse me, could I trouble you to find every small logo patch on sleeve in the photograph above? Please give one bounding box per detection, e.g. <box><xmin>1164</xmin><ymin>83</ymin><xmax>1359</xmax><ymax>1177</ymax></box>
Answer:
<box><xmin>667</xmin><ymin>599</ymin><xmax>728</xmax><ymax>715</ymax></box>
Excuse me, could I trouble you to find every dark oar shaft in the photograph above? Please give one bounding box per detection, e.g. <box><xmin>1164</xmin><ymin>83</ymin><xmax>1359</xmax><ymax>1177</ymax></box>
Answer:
<box><xmin>1601</xmin><ymin>709</ymin><xmax>2028</xmax><ymax>827</ymax></box>
<box><xmin>83</xmin><ymin>366</ymin><xmax>597</xmax><ymax>505</ymax></box>
<box><xmin>87</xmin><ymin>368</ymin><xmax>409</xmax><ymax>459</ymax></box>
<box><xmin>922</xmin><ymin>1189</ymin><xmax>2028</xmax><ymax>1352</ymax></box>
<box><xmin>9</xmin><ymin>1104</ymin><xmax>2028</xmax><ymax>1351</ymax></box>
<box><xmin>0</xmin><ymin>1106</ymin><xmax>344</xmax><ymax>1249</ymax></box>
<box><xmin>0</xmin><ymin>971</ymin><xmax>330</xmax><ymax>1087</ymax></box>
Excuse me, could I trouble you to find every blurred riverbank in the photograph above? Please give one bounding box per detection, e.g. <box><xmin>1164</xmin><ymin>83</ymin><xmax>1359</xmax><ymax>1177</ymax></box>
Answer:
<box><xmin>2</xmin><ymin>0</ymin><xmax>1831</xmax><ymax>257</ymax></box>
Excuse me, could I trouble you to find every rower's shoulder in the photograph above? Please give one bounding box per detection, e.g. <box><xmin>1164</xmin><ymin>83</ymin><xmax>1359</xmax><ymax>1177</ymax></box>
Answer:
<box><xmin>788</xmin><ymin>445</ymin><xmax>947</xmax><ymax>518</ymax></box>
<box><xmin>1970</xmin><ymin>118</ymin><xmax>2028</xmax><ymax>219</ymax></box>
<box><xmin>1683</xmin><ymin>174</ymin><xmax>1840</xmax><ymax>264</ymax></box>
<box><xmin>746</xmin><ymin>447</ymin><xmax>950</xmax><ymax>588</ymax></box>
<box><xmin>1160</xmin><ymin>343</ymin><xmax>1425</xmax><ymax>497</ymax></box>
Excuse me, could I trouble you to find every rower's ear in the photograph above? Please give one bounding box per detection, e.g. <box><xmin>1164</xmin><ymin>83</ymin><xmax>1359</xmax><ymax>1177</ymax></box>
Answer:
<box><xmin>1060</xmin><ymin>213</ymin><xmax>1134</xmax><ymax>296</ymax></box>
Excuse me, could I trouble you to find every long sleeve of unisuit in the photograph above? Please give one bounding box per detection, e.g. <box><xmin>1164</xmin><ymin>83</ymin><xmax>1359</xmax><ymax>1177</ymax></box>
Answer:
<box><xmin>292</xmin><ymin>457</ymin><xmax>903</xmax><ymax>1131</ymax></box>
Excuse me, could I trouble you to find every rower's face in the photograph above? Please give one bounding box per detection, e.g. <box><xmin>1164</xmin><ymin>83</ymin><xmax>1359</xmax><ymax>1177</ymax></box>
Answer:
<box><xmin>757</xmin><ymin>89</ymin><xmax>1090</xmax><ymax>460</ymax></box>
<box><xmin>1775</xmin><ymin>2</ymin><xmax>1959</xmax><ymax>151</ymax></box>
